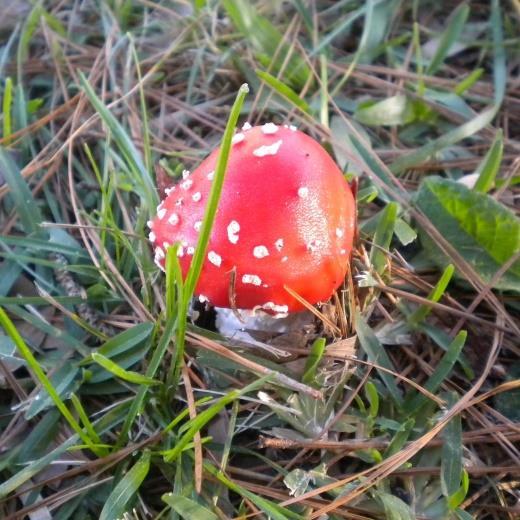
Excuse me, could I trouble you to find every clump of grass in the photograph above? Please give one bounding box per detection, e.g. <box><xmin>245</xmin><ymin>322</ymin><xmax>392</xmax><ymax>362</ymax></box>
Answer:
<box><xmin>0</xmin><ymin>2</ymin><xmax>519</xmax><ymax>519</ymax></box>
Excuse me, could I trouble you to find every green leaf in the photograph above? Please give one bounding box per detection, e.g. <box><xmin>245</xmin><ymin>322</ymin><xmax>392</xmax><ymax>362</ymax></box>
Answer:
<box><xmin>91</xmin><ymin>353</ymin><xmax>160</xmax><ymax>386</ymax></box>
<box><xmin>355</xmin><ymin>95</ymin><xmax>415</xmax><ymax>126</ymax></box>
<box><xmin>426</xmin><ymin>3</ymin><xmax>470</xmax><ymax>74</ymax></box>
<box><xmin>414</xmin><ymin>177</ymin><xmax>520</xmax><ymax>291</ymax></box>
<box><xmin>100</xmin><ymin>450</ymin><xmax>151</xmax><ymax>520</ymax></box>
<box><xmin>355</xmin><ymin>310</ymin><xmax>403</xmax><ymax>407</ymax></box>
<box><xmin>162</xmin><ymin>494</ymin><xmax>218</xmax><ymax>520</ymax></box>
<box><xmin>473</xmin><ymin>129</ymin><xmax>503</xmax><ymax>193</ymax></box>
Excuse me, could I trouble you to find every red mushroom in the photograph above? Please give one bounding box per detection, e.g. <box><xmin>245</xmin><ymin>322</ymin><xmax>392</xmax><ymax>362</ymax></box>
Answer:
<box><xmin>148</xmin><ymin>123</ymin><xmax>356</xmax><ymax>315</ymax></box>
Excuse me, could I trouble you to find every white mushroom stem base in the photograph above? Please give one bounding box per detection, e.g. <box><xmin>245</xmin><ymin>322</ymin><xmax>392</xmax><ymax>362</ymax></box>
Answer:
<box><xmin>214</xmin><ymin>307</ymin><xmax>314</xmax><ymax>358</ymax></box>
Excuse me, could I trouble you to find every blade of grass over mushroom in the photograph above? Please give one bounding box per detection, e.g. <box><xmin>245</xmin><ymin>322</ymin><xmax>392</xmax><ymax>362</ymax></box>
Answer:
<box><xmin>168</xmin><ymin>84</ymin><xmax>249</xmax><ymax>390</ymax></box>
<box><xmin>408</xmin><ymin>264</ymin><xmax>455</xmax><ymax>327</ymax></box>
<box><xmin>355</xmin><ymin>310</ymin><xmax>403</xmax><ymax>408</ymax></box>
<box><xmin>0</xmin><ymin>307</ymin><xmax>103</xmax><ymax>455</ymax></box>
<box><xmin>256</xmin><ymin>70</ymin><xmax>311</xmax><ymax>114</ymax></box>
<box><xmin>425</xmin><ymin>3</ymin><xmax>469</xmax><ymax>75</ymax></box>
<box><xmin>78</xmin><ymin>71</ymin><xmax>157</xmax><ymax>212</ymax></box>
<box><xmin>165</xmin><ymin>243</ymin><xmax>184</xmax><ymax>322</ymax></box>
<box><xmin>99</xmin><ymin>450</ymin><xmax>151</xmax><ymax>520</ymax></box>
<box><xmin>473</xmin><ymin>129</ymin><xmax>503</xmax><ymax>193</ymax></box>
<box><xmin>403</xmin><ymin>331</ymin><xmax>467</xmax><ymax>414</ymax></box>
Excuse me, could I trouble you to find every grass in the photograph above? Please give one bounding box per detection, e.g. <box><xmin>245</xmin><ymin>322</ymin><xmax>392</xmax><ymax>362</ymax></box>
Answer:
<box><xmin>0</xmin><ymin>1</ymin><xmax>519</xmax><ymax>519</ymax></box>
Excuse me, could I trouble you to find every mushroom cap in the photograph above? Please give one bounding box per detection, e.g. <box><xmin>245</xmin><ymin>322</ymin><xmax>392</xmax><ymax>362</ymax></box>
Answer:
<box><xmin>149</xmin><ymin>124</ymin><xmax>356</xmax><ymax>314</ymax></box>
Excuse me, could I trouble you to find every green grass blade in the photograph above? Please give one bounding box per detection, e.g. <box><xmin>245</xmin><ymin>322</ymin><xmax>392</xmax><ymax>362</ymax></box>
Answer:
<box><xmin>403</xmin><ymin>331</ymin><xmax>467</xmax><ymax>414</ymax></box>
<box><xmin>116</xmin><ymin>318</ymin><xmax>175</xmax><ymax>447</ymax></box>
<box><xmin>203</xmin><ymin>462</ymin><xmax>299</xmax><ymax>520</ymax></box>
<box><xmin>0</xmin><ymin>434</ymin><xmax>79</xmax><ymax>498</ymax></box>
<box><xmin>256</xmin><ymin>70</ymin><xmax>311</xmax><ymax>114</ymax></box>
<box><xmin>78</xmin><ymin>71</ymin><xmax>157</xmax><ymax>212</ymax></box>
<box><xmin>454</xmin><ymin>68</ymin><xmax>483</xmax><ymax>96</ymax></box>
<box><xmin>490</xmin><ymin>0</ymin><xmax>506</xmax><ymax>105</ymax></box>
<box><xmin>99</xmin><ymin>450</ymin><xmax>151</xmax><ymax>520</ymax></box>
<box><xmin>70</xmin><ymin>393</ymin><xmax>106</xmax><ymax>453</ymax></box>
<box><xmin>164</xmin><ymin>375</ymin><xmax>269</xmax><ymax>462</ymax></box>
<box><xmin>473</xmin><ymin>129</ymin><xmax>503</xmax><ymax>193</ymax></box>
<box><xmin>302</xmin><ymin>337</ymin><xmax>326</xmax><ymax>386</ymax></box>
<box><xmin>426</xmin><ymin>3</ymin><xmax>469</xmax><ymax>74</ymax></box>
<box><xmin>441</xmin><ymin>409</ymin><xmax>463</xmax><ymax>498</ymax></box>
<box><xmin>408</xmin><ymin>264</ymin><xmax>455</xmax><ymax>326</ymax></box>
<box><xmin>383</xmin><ymin>418</ymin><xmax>414</xmax><ymax>458</ymax></box>
<box><xmin>355</xmin><ymin>310</ymin><xmax>403</xmax><ymax>407</ymax></box>
<box><xmin>370</xmin><ymin>202</ymin><xmax>398</xmax><ymax>274</ymax></box>
<box><xmin>0</xmin><ymin>147</ymin><xmax>43</xmax><ymax>234</ymax></box>
<box><xmin>91</xmin><ymin>353</ymin><xmax>160</xmax><ymax>386</ymax></box>
<box><xmin>162</xmin><ymin>494</ymin><xmax>218</xmax><ymax>520</ymax></box>
<box><xmin>390</xmin><ymin>106</ymin><xmax>497</xmax><ymax>174</ymax></box>
<box><xmin>0</xmin><ymin>307</ymin><xmax>102</xmax><ymax>454</ymax></box>
<box><xmin>2</xmin><ymin>77</ymin><xmax>13</xmax><ymax>144</ymax></box>
<box><xmin>223</xmin><ymin>0</ymin><xmax>309</xmax><ymax>88</ymax></box>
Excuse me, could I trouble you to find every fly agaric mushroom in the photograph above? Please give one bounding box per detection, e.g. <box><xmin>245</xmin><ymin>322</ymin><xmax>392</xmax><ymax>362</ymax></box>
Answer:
<box><xmin>148</xmin><ymin>123</ymin><xmax>355</xmax><ymax>316</ymax></box>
